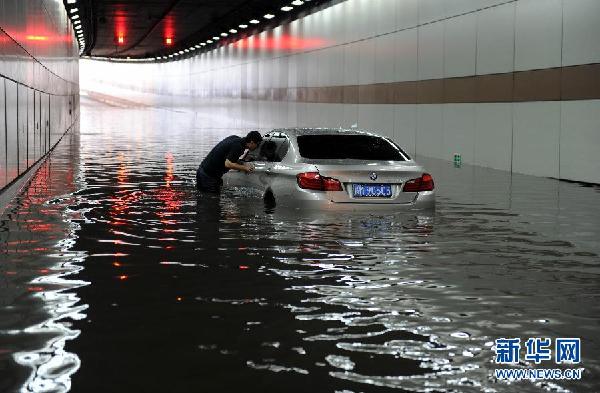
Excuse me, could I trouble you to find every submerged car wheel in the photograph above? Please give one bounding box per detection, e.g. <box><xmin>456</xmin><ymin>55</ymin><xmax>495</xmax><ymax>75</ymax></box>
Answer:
<box><xmin>264</xmin><ymin>190</ymin><xmax>276</xmax><ymax>208</ymax></box>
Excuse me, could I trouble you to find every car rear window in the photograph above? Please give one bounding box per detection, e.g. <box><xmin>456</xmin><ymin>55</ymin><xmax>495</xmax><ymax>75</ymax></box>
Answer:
<box><xmin>297</xmin><ymin>134</ymin><xmax>408</xmax><ymax>161</ymax></box>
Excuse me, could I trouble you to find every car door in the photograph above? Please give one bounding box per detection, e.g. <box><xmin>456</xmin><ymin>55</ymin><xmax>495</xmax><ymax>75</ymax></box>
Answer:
<box><xmin>223</xmin><ymin>140</ymin><xmax>271</xmax><ymax>192</ymax></box>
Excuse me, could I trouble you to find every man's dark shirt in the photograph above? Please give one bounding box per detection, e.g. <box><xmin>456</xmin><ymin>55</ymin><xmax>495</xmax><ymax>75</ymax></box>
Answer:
<box><xmin>200</xmin><ymin>135</ymin><xmax>245</xmax><ymax>178</ymax></box>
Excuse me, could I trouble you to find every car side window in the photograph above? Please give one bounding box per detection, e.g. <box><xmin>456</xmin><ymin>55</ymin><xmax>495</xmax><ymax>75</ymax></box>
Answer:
<box><xmin>274</xmin><ymin>139</ymin><xmax>289</xmax><ymax>162</ymax></box>
<box><xmin>244</xmin><ymin>142</ymin><xmax>263</xmax><ymax>162</ymax></box>
<box><xmin>261</xmin><ymin>138</ymin><xmax>290</xmax><ymax>162</ymax></box>
<box><xmin>245</xmin><ymin>138</ymin><xmax>290</xmax><ymax>162</ymax></box>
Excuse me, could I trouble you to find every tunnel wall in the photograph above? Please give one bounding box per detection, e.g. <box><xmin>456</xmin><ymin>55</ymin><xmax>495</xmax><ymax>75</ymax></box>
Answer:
<box><xmin>0</xmin><ymin>0</ymin><xmax>80</xmax><ymax>194</ymax></box>
<box><xmin>81</xmin><ymin>0</ymin><xmax>600</xmax><ymax>183</ymax></box>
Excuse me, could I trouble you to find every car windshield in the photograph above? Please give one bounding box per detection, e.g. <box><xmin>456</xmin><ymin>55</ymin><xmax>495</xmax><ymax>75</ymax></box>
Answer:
<box><xmin>297</xmin><ymin>134</ymin><xmax>408</xmax><ymax>161</ymax></box>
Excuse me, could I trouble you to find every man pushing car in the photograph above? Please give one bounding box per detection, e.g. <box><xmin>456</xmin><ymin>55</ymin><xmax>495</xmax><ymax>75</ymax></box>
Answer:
<box><xmin>196</xmin><ymin>130</ymin><xmax>263</xmax><ymax>193</ymax></box>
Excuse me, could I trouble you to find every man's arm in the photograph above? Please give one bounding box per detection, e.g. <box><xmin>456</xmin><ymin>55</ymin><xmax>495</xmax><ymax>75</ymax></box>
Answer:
<box><xmin>225</xmin><ymin>159</ymin><xmax>254</xmax><ymax>173</ymax></box>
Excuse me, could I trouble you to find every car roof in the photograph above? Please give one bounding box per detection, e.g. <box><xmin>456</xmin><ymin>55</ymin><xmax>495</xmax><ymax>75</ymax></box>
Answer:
<box><xmin>266</xmin><ymin>127</ymin><xmax>383</xmax><ymax>138</ymax></box>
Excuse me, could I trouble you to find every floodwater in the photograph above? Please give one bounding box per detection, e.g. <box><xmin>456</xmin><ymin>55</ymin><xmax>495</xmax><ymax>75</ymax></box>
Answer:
<box><xmin>0</xmin><ymin>96</ymin><xmax>599</xmax><ymax>393</ymax></box>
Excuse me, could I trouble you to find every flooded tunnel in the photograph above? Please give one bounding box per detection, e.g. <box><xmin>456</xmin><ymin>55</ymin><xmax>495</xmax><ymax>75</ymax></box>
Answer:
<box><xmin>1</xmin><ymin>1</ymin><xmax>599</xmax><ymax>392</ymax></box>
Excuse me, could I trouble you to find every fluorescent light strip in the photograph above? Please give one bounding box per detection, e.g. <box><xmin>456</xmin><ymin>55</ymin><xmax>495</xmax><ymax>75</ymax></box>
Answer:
<box><xmin>152</xmin><ymin>1</ymin><xmax>308</xmax><ymax>60</ymax></box>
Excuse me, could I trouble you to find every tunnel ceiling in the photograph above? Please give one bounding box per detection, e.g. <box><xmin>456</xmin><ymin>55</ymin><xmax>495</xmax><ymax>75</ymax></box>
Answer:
<box><xmin>69</xmin><ymin>0</ymin><xmax>326</xmax><ymax>60</ymax></box>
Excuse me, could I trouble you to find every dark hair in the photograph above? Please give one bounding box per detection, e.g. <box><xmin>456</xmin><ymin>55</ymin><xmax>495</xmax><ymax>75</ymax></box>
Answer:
<box><xmin>245</xmin><ymin>131</ymin><xmax>263</xmax><ymax>144</ymax></box>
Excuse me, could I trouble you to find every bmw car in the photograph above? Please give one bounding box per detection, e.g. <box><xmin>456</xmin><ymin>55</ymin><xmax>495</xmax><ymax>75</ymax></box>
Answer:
<box><xmin>223</xmin><ymin>128</ymin><xmax>435</xmax><ymax>210</ymax></box>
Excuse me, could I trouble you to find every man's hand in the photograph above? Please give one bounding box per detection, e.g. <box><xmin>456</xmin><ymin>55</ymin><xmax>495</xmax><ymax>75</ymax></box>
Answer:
<box><xmin>225</xmin><ymin>159</ymin><xmax>254</xmax><ymax>174</ymax></box>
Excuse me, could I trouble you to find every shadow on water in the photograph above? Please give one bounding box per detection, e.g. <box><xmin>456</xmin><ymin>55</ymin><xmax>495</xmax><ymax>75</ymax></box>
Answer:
<box><xmin>0</xmin><ymin>98</ymin><xmax>599</xmax><ymax>393</ymax></box>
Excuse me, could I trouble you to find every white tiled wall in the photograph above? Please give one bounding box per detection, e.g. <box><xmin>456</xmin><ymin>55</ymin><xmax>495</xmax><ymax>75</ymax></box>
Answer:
<box><xmin>560</xmin><ymin>100</ymin><xmax>600</xmax><ymax>183</ymax></box>
<box><xmin>474</xmin><ymin>103</ymin><xmax>513</xmax><ymax>172</ymax></box>
<box><xmin>81</xmin><ymin>0</ymin><xmax>600</xmax><ymax>183</ymax></box>
<box><xmin>513</xmin><ymin>102</ymin><xmax>560</xmax><ymax>178</ymax></box>
<box><xmin>444</xmin><ymin>13</ymin><xmax>477</xmax><ymax>78</ymax></box>
<box><xmin>475</xmin><ymin>3</ymin><xmax>515</xmax><ymax>75</ymax></box>
<box><xmin>417</xmin><ymin>22</ymin><xmax>444</xmax><ymax>80</ymax></box>
<box><xmin>562</xmin><ymin>0</ymin><xmax>600</xmax><ymax>66</ymax></box>
<box><xmin>514</xmin><ymin>0</ymin><xmax>562</xmax><ymax>71</ymax></box>
<box><xmin>442</xmin><ymin>104</ymin><xmax>476</xmax><ymax>164</ymax></box>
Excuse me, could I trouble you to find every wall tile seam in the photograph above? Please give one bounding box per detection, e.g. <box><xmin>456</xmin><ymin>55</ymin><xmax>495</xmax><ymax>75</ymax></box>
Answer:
<box><xmin>0</xmin><ymin>72</ymin><xmax>79</xmax><ymax>97</ymax></box>
<box><xmin>0</xmin><ymin>26</ymin><xmax>79</xmax><ymax>88</ymax></box>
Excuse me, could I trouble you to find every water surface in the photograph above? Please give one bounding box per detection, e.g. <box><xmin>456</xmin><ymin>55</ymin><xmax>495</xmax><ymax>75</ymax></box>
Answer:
<box><xmin>1</xmin><ymin>96</ymin><xmax>599</xmax><ymax>392</ymax></box>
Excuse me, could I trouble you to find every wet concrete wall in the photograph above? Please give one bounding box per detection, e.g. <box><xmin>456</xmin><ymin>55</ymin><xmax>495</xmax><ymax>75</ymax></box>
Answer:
<box><xmin>81</xmin><ymin>0</ymin><xmax>600</xmax><ymax>183</ymax></box>
<box><xmin>0</xmin><ymin>0</ymin><xmax>80</xmax><ymax>194</ymax></box>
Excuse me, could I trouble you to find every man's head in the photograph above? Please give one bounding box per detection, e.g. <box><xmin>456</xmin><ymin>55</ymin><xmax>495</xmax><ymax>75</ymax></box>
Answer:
<box><xmin>244</xmin><ymin>131</ymin><xmax>263</xmax><ymax>151</ymax></box>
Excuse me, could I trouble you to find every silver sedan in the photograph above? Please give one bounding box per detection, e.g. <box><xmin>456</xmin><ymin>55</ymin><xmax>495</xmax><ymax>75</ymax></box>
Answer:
<box><xmin>223</xmin><ymin>128</ymin><xmax>435</xmax><ymax>210</ymax></box>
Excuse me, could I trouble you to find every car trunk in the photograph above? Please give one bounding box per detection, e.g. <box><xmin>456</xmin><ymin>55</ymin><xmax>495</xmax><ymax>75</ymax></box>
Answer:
<box><xmin>313</xmin><ymin>162</ymin><xmax>423</xmax><ymax>204</ymax></box>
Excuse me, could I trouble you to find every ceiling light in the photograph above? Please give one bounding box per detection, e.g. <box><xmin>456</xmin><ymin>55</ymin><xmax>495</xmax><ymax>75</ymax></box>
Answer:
<box><xmin>212</xmin><ymin>36</ymin><xmax>220</xmax><ymax>40</ymax></box>
<box><xmin>239</xmin><ymin>24</ymin><xmax>248</xmax><ymax>29</ymax></box>
<box><xmin>249</xmin><ymin>19</ymin><xmax>259</xmax><ymax>24</ymax></box>
<box><xmin>221</xmin><ymin>32</ymin><xmax>228</xmax><ymax>37</ymax></box>
<box><xmin>67</xmin><ymin>0</ymin><xmax>76</xmax><ymax>3</ymax></box>
<box><xmin>206</xmin><ymin>39</ymin><xmax>213</xmax><ymax>43</ymax></box>
<box><xmin>291</xmin><ymin>0</ymin><xmax>304</xmax><ymax>5</ymax></box>
<box><xmin>70</xmin><ymin>8</ymin><xmax>78</xmax><ymax>13</ymax></box>
<box><xmin>200</xmin><ymin>43</ymin><xmax>206</xmax><ymax>46</ymax></box>
<box><xmin>71</xmin><ymin>14</ymin><xmax>79</xmax><ymax>19</ymax></box>
<box><xmin>281</xmin><ymin>6</ymin><xmax>293</xmax><ymax>11</ymax></box>
<box><xmin>168</xmin><ymin>54</ymin><xmax>174</xmax><ymax>58</ymax></box>
<box><xmin>178</xmin><ymin>50</ymin><xmax>184</xmax><ymax>54</ymax></box>
<box><xmin>229</xmin><ymin>29</ymin><xmax>237</xmax><ymax>33</ymax></box>
<box><xmin>74</xmin><ymin>25</ymin><xmax>81</xmax><ymax>30</ymax></box>
<box><xmin>195</xmin><ymin>44</ymin><xmax>201</xmax><ymax>48</ymax></box>
<box><xmin>264</xmin><ymin>14</ymin><xmax>275</xmax><ymax>19</ymax></box>
<box><xmin>184</xmin><ymin>49</ymin><xmax>189</xmax><ymax>52</ymax></box>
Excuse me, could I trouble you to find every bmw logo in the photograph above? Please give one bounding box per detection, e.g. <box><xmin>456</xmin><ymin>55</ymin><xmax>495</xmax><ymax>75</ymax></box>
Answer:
<box><xmin>369</xmin><ymin>172</ymin><xmax>378</xmax><ymax>181</ymax></box>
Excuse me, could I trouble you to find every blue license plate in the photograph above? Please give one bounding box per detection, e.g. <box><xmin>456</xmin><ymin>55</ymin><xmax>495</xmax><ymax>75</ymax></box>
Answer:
<box><xmin>352</xmin><ymin>184</ymin><xmax>392</xmax><ymax>198</ymax></box>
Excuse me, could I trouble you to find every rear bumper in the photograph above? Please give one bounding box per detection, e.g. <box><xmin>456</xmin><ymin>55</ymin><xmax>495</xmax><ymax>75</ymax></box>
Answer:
<box><xmin>277</xmin><ymin>190</ymin><xmax>435</xmax><ymax>211</ymax></box>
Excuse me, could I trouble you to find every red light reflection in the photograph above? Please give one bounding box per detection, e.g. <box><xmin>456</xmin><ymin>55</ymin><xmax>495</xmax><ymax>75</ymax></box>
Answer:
<box><xmin>154</xmin><ymin>152</ymin><xmax>183</xmax><ymax>250</ymax></box>
<box><xmin>26</xmin><ymin>35</ymin><xmax>48</xmax><ymax>41</ymax></box>
<box><xmin>234</xmin><ymin>35</ymin><xmax>327</xmax><ymax>51</ymax></box>
<box><xmin>163</xmin><ymin>15</ymin><xmax>175</xmax><ymax>46</ymax></box>
<box><xmin>114</xmin><ymin>7</ymin><xmax>127</xmax><ymax>46</ymax></box>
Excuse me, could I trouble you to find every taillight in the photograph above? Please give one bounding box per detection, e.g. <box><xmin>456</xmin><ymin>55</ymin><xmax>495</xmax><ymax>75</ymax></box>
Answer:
<box><xmin>297</xmin><ymin>172</ymin><xmax>343</xmax><ymax>191</ymax></box>
<box><xmin>402</xmin><ymin>173</ymin><xmax>434</xmax><ymax>192</ymax></box>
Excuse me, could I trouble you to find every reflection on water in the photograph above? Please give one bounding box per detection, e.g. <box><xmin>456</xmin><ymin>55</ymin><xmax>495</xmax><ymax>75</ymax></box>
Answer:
<box><xmin>0</xmin><ymin>129</ymin><xmax>87</xmax><ymax>393</ymax></box>
<box><xmin>0</xmin><ymin>97</ymin><xmax>599</xmax><ymax>392</ymax></box>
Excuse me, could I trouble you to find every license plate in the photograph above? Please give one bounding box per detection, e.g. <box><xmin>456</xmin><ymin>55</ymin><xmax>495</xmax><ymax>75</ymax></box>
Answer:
<box><xmin>352</xmin><ymin>184</ymin><xmax>392</xmax><ymax>198</ymax></box>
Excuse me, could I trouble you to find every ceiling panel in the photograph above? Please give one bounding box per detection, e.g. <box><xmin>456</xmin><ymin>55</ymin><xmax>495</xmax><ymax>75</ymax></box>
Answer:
<box><xmin>67</xmin><ymin>0</ymin><xmax>328</xmax><ymax>59</ymax></box>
